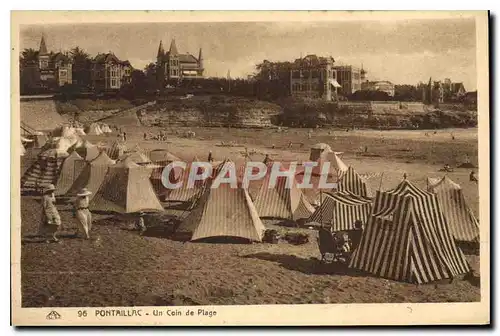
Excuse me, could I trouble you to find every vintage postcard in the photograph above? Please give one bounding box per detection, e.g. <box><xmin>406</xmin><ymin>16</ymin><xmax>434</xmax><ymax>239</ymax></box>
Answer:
<box><xmin>11</xmin><ymin>10</ymin><xmax>489</xmax><ymax>326</ymax></box>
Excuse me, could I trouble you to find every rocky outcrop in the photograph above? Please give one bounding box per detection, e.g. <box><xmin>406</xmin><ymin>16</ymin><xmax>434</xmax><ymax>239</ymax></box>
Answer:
<box><xmin>140</xmin><ymin>98</ymin><xmax>281</xmax><ymax>128</ymax></box>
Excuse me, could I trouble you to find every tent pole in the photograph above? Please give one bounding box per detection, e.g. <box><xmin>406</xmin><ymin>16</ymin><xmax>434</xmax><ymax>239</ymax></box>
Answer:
<box><xmin>378</xmin><ymin>172</ymin><xmax>384</xmax><ymax>191</ymax></box>
<box><xmin>319</xmin><ymin>191</ymin><xmax>323</xmax><ymax>229</ymax></box>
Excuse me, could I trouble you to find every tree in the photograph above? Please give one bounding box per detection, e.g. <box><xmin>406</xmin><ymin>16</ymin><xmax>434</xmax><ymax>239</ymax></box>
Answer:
<box><xmin>120</xmin><ymin>69</ymin><xmax>148</xmax><ymax>99</ymax></box>
<box><xmin>144</xmin><ymin>62</ymin><xmax>158</xmax><ymax>92</ymax></box>
<box><xmin>394</xmin><ymin>84</ymin><xmax>419</xmax><ymax>101</ymax></box>
<box><xmin>20</xmin><ymin>48</ymin><xmax>39</xmax><ymax>67</ymax></box>
<box><xmin>20</xmin><ymin>48</ymin><xmax>40</xmax><ymax>93</ymax></box>
<box><xmin>70</xmin><ymin>46</ymin><xmax>92</xmax><ymax>89</ymax></box>
<box><xmin>254</xmin><ymin>60</ymin><xmax>293</xmax><ymax>100</ymax></box>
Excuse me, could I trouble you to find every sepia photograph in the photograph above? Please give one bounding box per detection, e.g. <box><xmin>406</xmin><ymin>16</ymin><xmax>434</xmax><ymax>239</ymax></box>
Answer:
<box><xmin>11</xmin><ymin>10</ymin><xmax>489</xmax><ymax>326</ymax></box>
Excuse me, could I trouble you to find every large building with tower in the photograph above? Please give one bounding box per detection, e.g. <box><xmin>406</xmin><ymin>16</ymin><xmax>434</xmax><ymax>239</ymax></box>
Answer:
<box><xmin>156</xmin><ymin>39</ymin><xmax>204</xmax><ymax>86</ymax></box>
<box><xmin>289</xmin><ymin>55</ymin><xmax>341</xmax><ymax>101</ymax></box>
<box><xmin>32</xmin><ymin>35</ymin><xmax>73</xmax><ymax>88</ymax></box>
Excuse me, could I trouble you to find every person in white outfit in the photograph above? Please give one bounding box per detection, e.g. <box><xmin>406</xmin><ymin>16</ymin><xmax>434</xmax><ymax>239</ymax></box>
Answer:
<box><xmin>39</xmin><ymin>184</ymin><xmax>61</xmax><ymax>243</ymax></box>
<box><xmin>73</xmin><ymin>188</ymin><xmax>93</xmax><ymax>239</ymax></box>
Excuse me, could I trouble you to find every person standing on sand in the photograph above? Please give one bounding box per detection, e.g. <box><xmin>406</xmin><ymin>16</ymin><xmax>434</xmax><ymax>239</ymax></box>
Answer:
<box><xmin>73</xmin><ymin>188</ymin><xmax>93</xmax><ymax>239</ymax></box>
<box><xmin>39</xmin><ymin>184</ymin><xmax>61</xmax><ymax>243</ymax></box>
<box><xmin>135</xmin><ymin>212</ymin><xmax>147</xmax><ymax>235</ymax></box>
<box><xmin>263</xmin><ymin>154</ymin><xmax>270</xmax><ymax>165</ymax></box>
<box><xmin>207</xmin><ymin>151</ymin><xmax>213</xmax><ymax>162</ymax></box>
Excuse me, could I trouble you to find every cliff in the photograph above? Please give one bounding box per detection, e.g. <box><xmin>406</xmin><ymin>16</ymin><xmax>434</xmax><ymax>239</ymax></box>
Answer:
<box><xmin>139</xmin><ymin>96</ymin><xmax>282</xmax><ymax>128</ymax></box>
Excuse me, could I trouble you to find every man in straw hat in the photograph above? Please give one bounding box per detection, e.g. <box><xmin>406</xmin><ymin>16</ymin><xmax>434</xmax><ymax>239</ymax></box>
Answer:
<box><xmin>73</xmin><ymin>188</ymin><xmax>93</xmax><ymax>239</ymax></box>
<box><xmin>135</xmin><ymin>211</ymin><xmax>147</xmax><ymax>236</ymax></box>
<box><xmin>39</xmin><ymin>184</ymin><xmax>62</xmax><ymax>243</ymax></box>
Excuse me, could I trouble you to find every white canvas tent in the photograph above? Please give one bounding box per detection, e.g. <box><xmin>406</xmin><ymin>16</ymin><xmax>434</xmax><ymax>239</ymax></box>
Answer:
<box><xmin>253</xmin><ymin>171</ymin><xmax>315</xmax><ymax>221</ymax></box>
<box><xmin>66</xmin><ymin>151</ymin><xmax>115</xmax><ymax>199</ymax></box>
<box><xmin>179</xmin><ymin>161</ymin><xmax>266</xmax><ymax>242</ymax></box>
<box><xmin>89</xmin><ymin>157</ymin><xmax>164</xmax><ymax>214</ymax></box>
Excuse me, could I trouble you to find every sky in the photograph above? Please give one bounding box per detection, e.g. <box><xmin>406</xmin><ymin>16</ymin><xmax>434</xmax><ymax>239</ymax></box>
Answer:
<box><xmin>19</xmin><ymin>18</ymin><xmax>477</xmax><ymax>89</ymax></box>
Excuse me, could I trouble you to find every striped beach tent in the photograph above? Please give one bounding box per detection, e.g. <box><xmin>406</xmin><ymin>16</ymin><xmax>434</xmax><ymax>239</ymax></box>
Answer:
<box><xmin>89</xmin><ymin>157</ymin><xmax>163</xmax><ymax>214</ymax></box>
<box><xmin>253</xmin><ymin>169</ymin><xmax>315</xmax><ymax>221</ymax></box>
<box><xmin>349</xmin><ymin>179</ymin><xmax>470</xmax><ymax>284</ymax></box>
<box><xmin>66</xmin><ymin>151</ymin><xmax>115</xmax><ymax>199</ymax></box>
<box><xmin>179</xmin><ymin>161</ymin><xmax>266</xmax><ymax>242</ymax></box>
<box><xmin>21</xmin><ymin>149</ymin><xmax>68</xmax><ymax>193</ymax></box>
<box><xmin>54</xmin><ymin>150</ymin><xmax>85</xmax><ymax>196</ymax></box>
<box><xmin>427</xmin><ymin>176</ymin><xmax>479</xmax><ymax>243</ymax></box>
<box><xmin>332</xmin><ymin>152</ymin><xmax>348</xmax><ymax>177</ymax></box>
<box><xmin>308</xmin><ymin>192</ymin><xmax>372</xmax><ymax>231</ymax></box>
<box><xmin>337</xmin><ymin>166</ymin><xmax>371</xmax><ymax>198</ymax></box>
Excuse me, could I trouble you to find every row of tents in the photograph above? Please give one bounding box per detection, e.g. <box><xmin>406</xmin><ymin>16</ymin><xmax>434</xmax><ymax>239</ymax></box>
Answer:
<box><xmin>20</xmin><ymin>123</ymin><xmax>114</xmax><ymax>155</ymax></box>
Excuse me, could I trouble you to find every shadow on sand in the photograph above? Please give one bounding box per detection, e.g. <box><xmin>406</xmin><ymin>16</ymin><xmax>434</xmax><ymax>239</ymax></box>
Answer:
<box><xmin>242</xmin><ymin>252</ymin><xmax>368</xmax><ymax>276</ymax></box>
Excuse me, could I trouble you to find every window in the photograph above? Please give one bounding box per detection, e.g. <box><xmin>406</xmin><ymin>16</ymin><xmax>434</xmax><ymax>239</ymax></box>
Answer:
<box><xmin>111</xmin><ymin>79</ymin><xmax>117</xmax><ymax>87</ymax></box>
<box><xmin>311</xmin><ymin>70</ymin><xmax>319</xmax><ymax>78</ymax></box>
<box><xmin>60</xmin><ymin>70</ymin><xmax>67</xmax><ymax>76</ymax></box>
<box><xmin>292</xmin><ymin>70</ymin><xmax>300</xmax><ymax>79</ymax></box>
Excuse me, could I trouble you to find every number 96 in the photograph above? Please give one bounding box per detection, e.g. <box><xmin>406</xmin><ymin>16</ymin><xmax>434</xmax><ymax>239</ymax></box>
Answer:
<box><xmin>78</xmin><ymin>310</ymin><xmax>87</xmax><ymax>317</ymax></box>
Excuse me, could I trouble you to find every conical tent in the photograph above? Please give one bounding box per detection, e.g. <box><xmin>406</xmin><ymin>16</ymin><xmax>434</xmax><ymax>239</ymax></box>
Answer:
<box><xmin>89</xmin><ymin>157</ymin><xmax>164</xmax><ymax>214</ymax></box>
<box><xmin>86</xmin><ymin>123</ymin><xmax>103</xmax><ymax>135</ymax></box>
<box><xmin>309</xmin><ymin>143</ymin><xmax>333</xmax><ymax>161</ymax></box>
<box><xmin>32</xmin><ymin>134</ymin><xmax>48</xmax><ymax>148</ymax></box>
<box><xmin>107</xmin><ymin>141</ymin><xmax>127</xmax><ymax>160</ymax></box>
<box><xmin>337</xmin><ymin>166</ymin><xmax>371</xmax><ymax>198</ymax></box>
<box><xmin>21</xmin><ymin>153</ymin><xmax>66</xmax><ymax>193</ymax></box>
<box><xmin>66</xmin><ymin>151</ymin><xmax>115</xmax><ymax>199</ymax></box>
<box><xmin>253</xmin><ymin>170</ymin><xmax>315</xmax><ymax>221</ymax></box>
<box><xmin>179</xmin><ymin>161</ymin><xmax>266</xmax><ymax>242</ymax></box>
<box><xmin>295</xmin><ymin>160</ymin><xmax>339</xmax><ymax>205</ymax></box>
<box><xmin>38</xmin><ymin>147</ymin><xmax>70</xmax><ymax>159</ymax></box>
<box><xmin>119</xmin><ymin>151</ymin><xmax>151</xmax><ymax>165</ymax></box>
<box><xmin>54</xmin><ymin>150</ymin><xmax>85</xmax><ymax>196</ymax></box>
<box><xmin>349</xmin><ymin>180</ymin><xmax>470</xmax><ymax>284</ymax></box>
<box><xmin>332</xmin><ymin>152</ymin><xmax>348</xmax><ymax>177</ymax></box>
<box><xmin>74</xmin><ymin>140</ymin><xmax>100</xmax><ymax>161</ymax></box>
<box><xmin>100</xmin><ymin>124</ymin><xmax>112</xmax><ymax>133</ymax></box>
<box><xmin>308</xmin><ymin>192</ymin><xmax>372</xmax><ymax>231</ymax></box>
<box><xmin>164</xmin><ymin>156</ymin><xmax>211</xmax><ymax>203</ymax></box>
<box><xmin>149</xmin><ymin>157</ymin><xmax>184</xmax><ymax>198</ymax></box>
<box><xmin>74</xmin><ymin>127</ymin><xmax>86</xmax><ymax>136</ymax></box>
<box><xmin>427</xmin><ymin>176</ymin><xmax>479</xmax><ymax>243</ymax></box>
<box><xmin>148</xmin><ymin>149</ymin><xmax>180</xmax><ymax>164</ymax></box>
